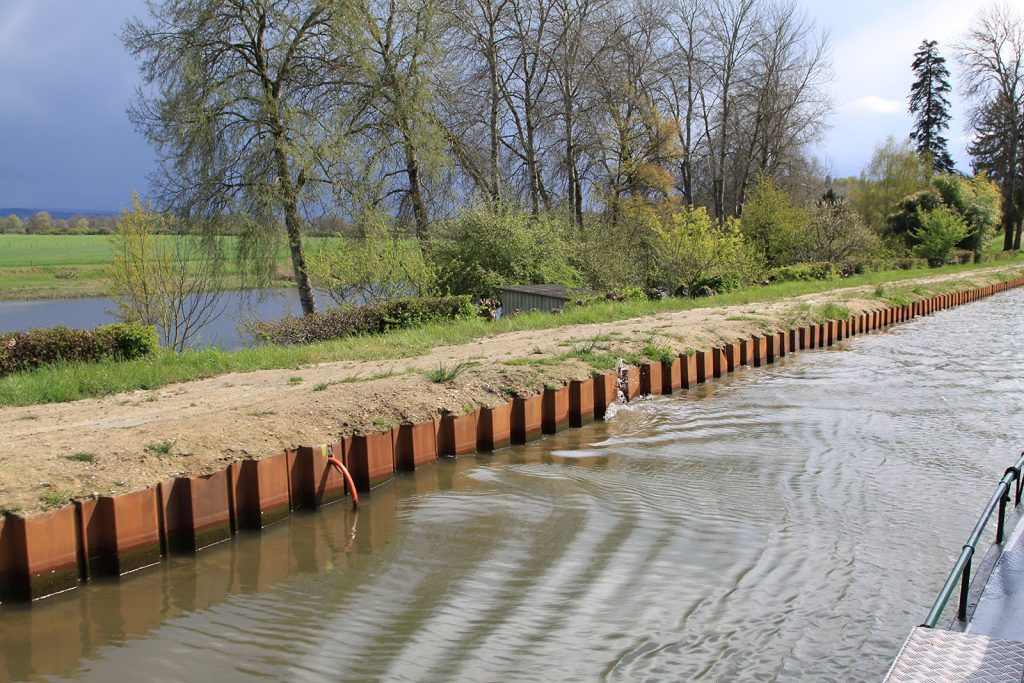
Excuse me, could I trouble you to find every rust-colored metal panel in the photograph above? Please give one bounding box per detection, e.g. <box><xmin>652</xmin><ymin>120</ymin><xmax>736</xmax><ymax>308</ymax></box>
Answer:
<box><xmin>542</xmin><ymin>386</ymin><xmax>570</xmax><ymax>433</ymax></box>
<box><xmin>315</xmin><ymin>441</ymin><xmax>348</xmax><ymax>506</ymax></box>
<box><xmin>788</xmin><ymin>329</ymin><xmax>798</xmax><ymax>353</ymax></box>
<box><xmin>641</xmin><ymin>362</ymin><xmax>664</xmax><ymax>394</ymax></box>
<box><xmin>345</xmin><ymin>431</ymin><xmax>395</xmax><ymax>491</ymax></box>
<box><xmin>725</xmin><ymin>342</ymin><xmax>741</xmax><ymax>371</ymax></box>
<box><xmin>711</xmin><ymin>349</ymin><xmax>725</xmax><ymax>378</ymax></box>
<box><xmin>624</xmin><ymin>367</ymin><xmax>641</xmax><ymax>400</ymax></box>
<box><xmin>776</xmin><ymin>331</ymin><xmax>787</xmax><ymax>357</ymax></box>
<box><xmin>478</xmin><ymin>405</ymin><xmax>512</xmax><ymax>452</ymax></box>
<box><xmin>1</xmin><ymin>507</ymin><xmax>80</xmax><ymax>601</ymax></box>
<box><xmin>593</xmin><ymin>373</ymin><xmax>617</xmax><ymax>420</ymax></box>
<box><xmin>232</xmin><ymin>452</ymin><xmax>292</xmax><ymax>529</ymax></box>
<box><xmin>663</xmin><ymin>358</ymin><xmax>683</xmax><ymax>393</ymax></box>
<box><xmin>752</xmin><ymin>336</ymin><xmax>766</xmax><ymax>367</ymax></box>
<box><xmin>765</xmin><ymin>334</ymin><xmax>777</xmax><ymax>363</ymax></box>
<box><xmin>187</xmin><ymin>471</ymin><xmax>232</xmax><ymax>551</ymax></box>
<box><xmin>739</xmin><ymin>338</ymin><xmax>751</xmax><ymax>364</ymax></box>
<box><xmin>286</xmin><ymin>448</ymin><xmax>311</xmax><ymax>510</ymax></box>
<box><xmin>682</xmin><ymin>353</ymin><xmax>697</xmax><ymax>388</ymax></box>
<box><xmin>439</xmin><ymin>410</ymin><xmax>478</xmax><ymax>455</ymax></box>
<box><xmin>396</xmin><ymin>420</ymin><xmax>439</xmax><ymax>469</ymax></box>
<box><xmin>0</xmin><ymin>516</ymin><xmax>15</xmax><ymax>602</ymax></box>
<box><xmin>695</xmin><ymin>351</ymin><xmax>708</xmax><ymax>383</ymax></box>
<box><xmin>160</xmin><ymin>477</ymin><xmax>190</xmax><ymax>553</ymax></box>
<box><xmin>569</xmin><ymin>378</ymin><xmax>595</xmax><ymax>427</ymax></box>
<box><xmin>512</xmin><ymin>394</ymin><xmax>544</xmax><ymax>441</ymax></box>
<box><xmin>96</xmin><ymin>488</ymin><xmax>162</xmax><ymax>575</ymax></box>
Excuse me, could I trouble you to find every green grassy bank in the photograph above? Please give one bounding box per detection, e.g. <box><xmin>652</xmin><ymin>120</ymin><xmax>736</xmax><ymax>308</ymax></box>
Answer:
<box><xmin>1</xmin><ymin>258</ymin><xmax>1020</xmax><ymax>408</ymax></box>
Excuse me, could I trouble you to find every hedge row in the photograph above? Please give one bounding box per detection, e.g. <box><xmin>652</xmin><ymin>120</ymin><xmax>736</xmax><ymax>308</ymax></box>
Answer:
<box><xmin>0</xmin><ymin>323</ymin><xmax>159</xmax><ymax>377</ymax></box>
<box><xmin>767</xmin><ymin>257</ymin><xmax>930</xmax><ymax>284</ymax></box>
<box><xmin>250</xmin><ymin>295</ymin><xmax>478</xmax><ymax>346</ymax></box>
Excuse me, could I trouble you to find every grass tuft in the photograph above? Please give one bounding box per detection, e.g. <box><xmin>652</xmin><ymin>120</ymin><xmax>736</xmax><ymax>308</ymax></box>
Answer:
<box><xmin>63</xmin><ymin>452</ymin><xmax>95</xmax><ymax>463</ymax></box>
<box><xmin>145</xmin><ymin>441</ymin><xmax>173</xmax><ymax>455</ymax></box>
<box><xmin>424</xmin><ymin>361</ymin><xmax>469</xmax><ymax>383</ymax></box>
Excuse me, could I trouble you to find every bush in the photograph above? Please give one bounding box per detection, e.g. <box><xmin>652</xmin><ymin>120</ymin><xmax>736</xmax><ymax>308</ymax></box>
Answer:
<box><xmin>653</xmin><ymin>206</ymin><xmax>762</xmax><ymax>297</ymax></box>
<box><xmin>913</xmin><ymin>207</ymin><xmax>968</xmax><ymax>267</ymax></box>
<box><xmin>0</xmin><ymin>322</ymin><xmax>158</xmax><ymax>377</ymax></box>
<box><xmin>250</xmin><ymin>295</ymin><xmax>477</xmax><ymax>345</ymax></box>
<box><xmin>767</xmin><ymin>262</ymin><xmax>840</xmax><ymax>283</ymax></box>
<box><xmin>425</xmin><ymin>203</ymin><xmax>581</xmax><ymax>299</ymax></box>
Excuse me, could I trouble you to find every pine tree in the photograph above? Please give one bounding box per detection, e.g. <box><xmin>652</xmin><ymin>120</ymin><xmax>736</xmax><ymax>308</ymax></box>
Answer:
<box><xmin>909</xmin><ymin>40</ymin><xmax>955</xmax><ymax>174</ymax></box>
<box><xmin>968</xmin><ymin>97</ymin><xmax>1024</xmax><ymax>250</ymax></box>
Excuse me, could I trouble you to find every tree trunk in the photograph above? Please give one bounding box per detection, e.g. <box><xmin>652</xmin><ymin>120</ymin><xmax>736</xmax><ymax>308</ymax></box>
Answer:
<box><xmin>274</xmin><ymin>146</ymin><xmax>317</xmax><ymax>315</ymax></box>
<box><xmin>404</xmin><ymin>134</ymin><xmax>429</xmax><ymax>237</ymax></box>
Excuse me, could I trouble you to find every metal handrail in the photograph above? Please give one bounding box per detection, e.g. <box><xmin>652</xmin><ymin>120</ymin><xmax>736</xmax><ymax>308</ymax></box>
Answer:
<box><xmin>921</xmin><ymin>452</ymin><xmax>1024</xmax><ymax>628</ymax></box>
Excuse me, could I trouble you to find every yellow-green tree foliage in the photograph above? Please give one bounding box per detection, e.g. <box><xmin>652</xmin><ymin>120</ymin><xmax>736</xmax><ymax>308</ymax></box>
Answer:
<box><xmin>653</xmin><ymin>206</ymin><xmax>761</xmax><ymax>297</ymax></box>
<box><xmin>308</xmin><ymin>216</ymin><xmax>436</xmax><ymax>305</ymax></box>
<box><xmin>109</xmin><ymin>193</ymin><xmax>226</xmax><ymax>351</ymax></box>
<box><xmin>740</xmin><ymin>175</ymin><xmax>809</xmax><ymax>267</ymax></box>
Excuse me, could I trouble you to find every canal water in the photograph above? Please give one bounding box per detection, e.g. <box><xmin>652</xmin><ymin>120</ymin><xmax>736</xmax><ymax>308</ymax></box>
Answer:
<box><xmin>2</xmin><ymin>290</ymin><xmax>1023</xmax><ymax>681</ymax></box>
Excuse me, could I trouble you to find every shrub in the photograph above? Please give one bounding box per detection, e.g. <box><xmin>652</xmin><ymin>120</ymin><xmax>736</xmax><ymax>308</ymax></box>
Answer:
<box><xmin>767</xmin><ymin>262</ymin><xmax>840</xmax><ymax>283</ymax></box>
<box><xmin>0</xmin><ymin>322</ymin><xmax>158</xmax><ymax>377</ymax></box>
<box><xmin>913</xmin><ymin>207</ymin><xmax>968</xmax><ymax>267</ymax></box>
<box><xmin>249</xmin><ymin>295</ymin><xmax>477</xmax><ymax>345</ymax></box>
<box><xmin>425</xmin><ymin>203</ymin><xmax>581</xmax><ymax>299</ymax></box>
<box><xmin>653</xmin><ymin>206</ymin><xmax>762</xmax><ymax>297</ymax></box>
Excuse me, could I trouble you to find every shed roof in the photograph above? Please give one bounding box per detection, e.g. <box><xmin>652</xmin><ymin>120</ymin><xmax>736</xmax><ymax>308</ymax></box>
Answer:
<box><xmin>499</xmin><ymin>284</ymin><xmax>598</xmax><ymax>300</ymax></box>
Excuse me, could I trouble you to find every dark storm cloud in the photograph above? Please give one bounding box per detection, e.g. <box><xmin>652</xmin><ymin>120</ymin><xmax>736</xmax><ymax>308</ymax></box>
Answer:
<box><xmin>0</xmin><ymin>0</ymin><xmax>151</xmax><ymax>213</ymax></box>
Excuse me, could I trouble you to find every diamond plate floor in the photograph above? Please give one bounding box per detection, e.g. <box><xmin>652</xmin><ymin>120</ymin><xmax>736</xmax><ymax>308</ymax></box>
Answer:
<box><xmin>885</xmin><ymin>627</ymin><xmax>1024</xmax><ymax>682</ymax></box>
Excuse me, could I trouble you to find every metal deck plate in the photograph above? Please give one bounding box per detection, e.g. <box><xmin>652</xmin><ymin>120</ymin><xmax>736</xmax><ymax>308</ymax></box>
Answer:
<box><xmin>885</xmin><ymin>627</ymin><xmax>1024</xmax><ymax>682</ymax></box>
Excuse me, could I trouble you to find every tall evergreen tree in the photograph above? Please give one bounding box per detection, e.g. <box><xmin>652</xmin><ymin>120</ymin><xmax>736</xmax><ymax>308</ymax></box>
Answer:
<box><xmin>909</xmin><ymin>39</ymin><xmax>955</xmax><ymax>174</ymax></box>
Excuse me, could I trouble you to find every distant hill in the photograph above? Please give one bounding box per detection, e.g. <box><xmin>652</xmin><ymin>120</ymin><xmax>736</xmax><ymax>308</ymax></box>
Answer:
<box><xmin>0</xmin><ymin>208</ymin><xmax>118</xmax><ymax>221</ymax></box>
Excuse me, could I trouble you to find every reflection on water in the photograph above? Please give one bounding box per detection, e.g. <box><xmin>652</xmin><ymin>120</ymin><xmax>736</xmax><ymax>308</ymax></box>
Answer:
<box><xmin>2</xmin><ymin>290</ymin><xmax>1024</xmax><ymax>681</ymax></box>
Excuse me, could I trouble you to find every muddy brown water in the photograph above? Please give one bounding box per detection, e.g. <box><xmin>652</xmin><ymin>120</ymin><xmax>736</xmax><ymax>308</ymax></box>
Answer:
<box><xmin>3</xmin><ymin>290</ymin><xmax>1024</xmax><ymax>682</ymax></box>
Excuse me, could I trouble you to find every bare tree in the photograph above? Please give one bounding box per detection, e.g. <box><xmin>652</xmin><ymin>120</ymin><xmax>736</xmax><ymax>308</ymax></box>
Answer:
<box><xmin>956</xmin><ymin>3</ymin><xmax>1024</xmax><ymax>250</ymax></box>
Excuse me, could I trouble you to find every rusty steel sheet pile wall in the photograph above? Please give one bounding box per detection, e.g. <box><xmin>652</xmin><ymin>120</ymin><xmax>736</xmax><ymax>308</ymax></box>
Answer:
<box><xmin>2</xmin><ymin>276</ymin><xmax>1023</xmax><ymax>603</ymax></box>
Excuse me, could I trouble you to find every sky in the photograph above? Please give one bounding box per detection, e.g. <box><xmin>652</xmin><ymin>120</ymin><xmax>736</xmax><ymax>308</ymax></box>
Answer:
<box><xmin>0</xmin><ymin>0</ymin><xmax>999</xmax><ymax>213</ymax></box>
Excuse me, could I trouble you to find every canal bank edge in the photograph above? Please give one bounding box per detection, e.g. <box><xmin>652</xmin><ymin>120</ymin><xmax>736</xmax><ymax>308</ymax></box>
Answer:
<box><xmin>0</xmin><ymin>279</ymin><xmax>1021</xmax><ymax>603</ymax></box>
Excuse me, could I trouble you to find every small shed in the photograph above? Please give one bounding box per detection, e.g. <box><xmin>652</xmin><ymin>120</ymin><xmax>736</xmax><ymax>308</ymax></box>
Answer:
<box><xmin>499</xmin><ymin>284</ymin><xmax>598</xmax><ymax>315</ymax></box>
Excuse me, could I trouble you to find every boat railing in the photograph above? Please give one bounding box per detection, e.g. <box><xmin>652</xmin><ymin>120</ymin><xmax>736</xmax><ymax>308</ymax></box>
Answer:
<box><xmin>921</xmin><ymin>451</ymin><xmax>1024</xmax><ymax>628</ymax></box>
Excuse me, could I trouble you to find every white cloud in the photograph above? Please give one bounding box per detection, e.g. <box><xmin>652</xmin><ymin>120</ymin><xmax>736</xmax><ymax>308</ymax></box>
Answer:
<box><xmin>850</xmin><ymin>95</ymin><xmax>905</xmax><ymax>114</ymax></box>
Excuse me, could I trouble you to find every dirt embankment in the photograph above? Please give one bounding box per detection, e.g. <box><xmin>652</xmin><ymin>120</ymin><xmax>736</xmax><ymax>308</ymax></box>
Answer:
<box><xmin>2</xmin><ymin>266</ymin><xmax>1019</xmax><ymax>515</ymax></box>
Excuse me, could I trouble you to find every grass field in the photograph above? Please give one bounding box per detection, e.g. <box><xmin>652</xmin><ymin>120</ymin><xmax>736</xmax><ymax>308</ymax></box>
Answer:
<box><xmin>1</xmin><ymin>257</ymin><xmax>1020</xmax><ymax>407</ymax></box>
<box><xmin>0</xmin><ymin>234</ymin><xmax>346</xmax><ymax>299</ymax></box>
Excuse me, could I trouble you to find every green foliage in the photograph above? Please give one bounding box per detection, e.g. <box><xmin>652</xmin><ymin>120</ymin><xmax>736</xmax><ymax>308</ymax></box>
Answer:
<box><xmin>641</xmin><ymin>344</ymin><xmax>675</xmax><ymax>363</ymax></box>
<box><xmin>250</xmin><ymin>295</ymin><xmax>477</xmax><ymax>345</ymax></box>
<box><xmin>932</xmin><ymin>174</ymin><xmax>1002</xmax><ymax>259</ymax></box>
<box><xmin>817</xmin><ymin>303</ymin><xmax>852</xmax><ymax>321</ymax></box>
<box><xmin>912</xmin><ymin>208</ymin><xmax>968</xmax><ymax>266</ymax></box>
<box><xmin>39</xmin><ymin>492</ymin><xmax>70</xmax><ymax>509</ymax></box>
<box><xmin>575</xmin><ymin>199</ymin><xmax>661</xmax><ymax>291</ymax></box>
<box><xmin>308</xmin><ymin>216</ymin><xmax>436</xmax><ymax>304</ymax></box>
<box><xmin>0</xmin><ymin>322</ymin><xmax>157</xmax><ymax>377</ymax></box>
<box><xmin>652</xmin><ymin>206</ymin><xmax>762</xmax><ymax>297</ymax></box>
<box><xmin>64</xmin><ymin>453</ymin><xmax>96</xmax><ymax>463</ymax></box>
<box><xmin>425</xmin><ymin>203</ymin><xmax>581</xmax><ymax>299</ymax></box>
<box><xmin>740</xmin><ymin>175</ymin><xmax>808</xmax><ymax>266</ymax></box>
<box><xmin>848</xmin><ymin>137</ymin><xmax>932</xmax><ymax>232</ymax></box>
<box><xmin>886</xmin><ymin>174</ymin><xmax>1002</xmax><ymax>258</ymax></box>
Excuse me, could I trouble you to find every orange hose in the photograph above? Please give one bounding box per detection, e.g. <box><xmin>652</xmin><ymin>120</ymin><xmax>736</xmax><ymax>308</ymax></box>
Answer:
<box><xmin>327</xmin><ymin>456</ymin><xmax>359</xmax><ymax>510</ymax></box>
